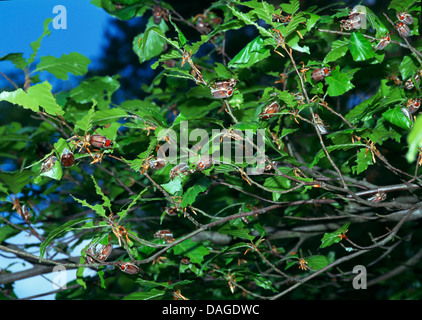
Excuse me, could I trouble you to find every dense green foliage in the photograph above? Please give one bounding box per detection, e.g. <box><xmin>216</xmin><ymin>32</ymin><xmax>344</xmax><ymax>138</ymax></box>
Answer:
<box><xmin>1</xmin><ymin>0</ymin><xmax>422</xmax><ymax>300</ymax></box>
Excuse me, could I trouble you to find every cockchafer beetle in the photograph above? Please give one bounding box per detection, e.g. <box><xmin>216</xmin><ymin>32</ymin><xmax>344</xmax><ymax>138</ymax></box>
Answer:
<box><xmin>89</xmin><ymin>134</ymin><xmax>113</xmax><ymax>149</ymax></box>
<box><xmin>214</xmin><ymin>78</ymin><xmax>237</xmax><ymax>90</ymax></box>
<box><xmin>149</xmin><ymin>157</ymin><xmax>167</xmax><ymax>170</ymax></box>
<box><xmin>211</xmin><ymin>87</ymin><xmax>234</xmax><ymax>99</ymax></box>
<box><xmin>117</xmin><ymin>261</ymin><xmax>139</xmax><ymax>274</ymax></box>
<box><xmin>165</xmin><ymin>205</ymin><xmax>179</xmax><ymax>216</ymax></box>
<box><xmin>20</xmin><ymin>205</ymin><xmax>31</xmax><ymax>222</ymax></box>
<box><xmin>154</xmin><ymin>229</ymin><xmax>174</xmax><ymax>239</ymax></box>
<box><xmin>153</xmin><ymin>5</ymin><xmax>163</xmax><ymax>24</ymax></box>
<box><xmin>97</xmin><ymin>243</ymin><xmax>112</xmax><ymax>261</ymax></box>
<box><xmin>374</xmin><ymin>34</ymin><xmax>391</xmax><ymax>51</ymax></box>
<box><xmin>397</xmin><ymin>11</ymin><xmax>414</xmax><ymax>25</ymax></box>
<box><xmin>311</xmin><ymin>67</ymin><xmax>331</xmax><ymax>82</ymax></box>
<box><xmin>401</xmin><ymin>98</ymin><xmax>421</xmax><ymax>118</ymax></box>
<box><xmin>367</xmin><ymin>191</ymin><xmax>387</xmax><ymax>203</ymax></box>
<box><xmin>405</xmin><ymin>78</ymin><xmax>415</xmax><ymax>90</ymax></box>
<box><xmin>395</xmin><ymin>22</ymin><xmax>411</xmax><ymax>37</ymax></box>
<box><xmin>196</xmin><ymin>154</ymin><xmax>213</xmax><ymax>171</ymax></box>
<box><xmin>405</xmin><ymin>73</ymin><xmax>420</xmax><ymax>90</ymax></box>
<box><xmin>314</xmin><ymin>114</ymin><xmax>329</xmax><ymax>135</ymax></box>
<box><xmin>60</xmin><ymin>148</ymin><xmax>75</xmax><ymax>167</ymax></box>
<box><xmin>170</xmin><ymin>162</ymin><xmax>192</xmax><ymax>179</ymax></box>
<box><xmin>85</xmin><ymin>246</ymin><xmax>96</xmax><ymax>264</ymax></box>
<box><xmin>260</xmin><ymin>101</ymin><xmax>280</xmax><ymax>119</ymax></box>
<box><xmin>153</xmin><ymin>230</ymin><xmax>175</xmax><ymax>243</ymax></box>
<box><xmin>41</xmin><ymin>155</ymin><xmax>58</xmax><ymax>173</ymax></box>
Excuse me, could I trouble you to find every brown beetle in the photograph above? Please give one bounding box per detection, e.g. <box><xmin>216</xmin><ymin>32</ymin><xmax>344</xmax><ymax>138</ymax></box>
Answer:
<box><xmin>154</xmin><ymin>229</ymin><xmax>175</xmax><ymax>243</ymax></box>
<box><xmin>117</xmin><ymin>261</ymin><xmax>139</xmax><ymax>275</ymax></box>
<box><xmin>402</xmin><ymin>98</ymin><xmax>421</xmax><ymax>118</ymax></box>
<box><xmin>165</xmin><ymin>205</ymin><xmax>179</xmax><ymax>216</ymax></box>
<box><xmin>89</xmin><ymin>134</ymin><xmax>113</xmax><ymax>149</ymax></box>
<box><xmin>97</xmin><ymin>243</ymin><xmax>113</xmax><ymax>261</ymax></box>
<box><xmin>85</xmin><ymin>246</ymin><xmax>96</xmax><ymax>264</ymax></box>
<box><xmin>170</xmin><ymin>163</ymin><xmax>192</xmax><ymax>179</ymax></box>
<box><xmin>60</xmin><ymin>148</ymin><xmax>75</xmax><ymax>167</ymax></box>
<box><xmin>214</xmin><ymin>79</ymin><xmax>237</xmax><ymax>90</ymax></box>
<box><xmin>405</xmin><ymin>74</ymin><xmax>420</xmax><ymax>90</ymax></box>
<box><xmin>374</xmin><ymin>34</ymin><xmax>391</xmax><ymax>51</ymax></box>
<box><xmin>196</xmin><ymin>155</ymin><xmax>213</xmax><ymax>171</ymax></box>
<box><xmin>211</xmin><ymin>87</ymin><xmax>234</xmax><ymax>99</ymax></box>
<box><xmin>152</xmin><ymin>5</ymin><xmax>166</xmax><ymax>24</ymax></box>
<box><xmin>41</xmin><ymin>155</ymin><xmax>58</xmax><ymax>173</ymax></box>
<box><xmin>211</xmin><ymin>78</ymin><xmax>237</xmax><ymax>99</ymax></box>
<box><xmin>154</xmin><ymin>229</ymin><xmax>174</xmax><ymax>239</ymax></box>
<box><xmin>404</xmin><ymin>78</ymin><xmax>415</xmax><ymax>90</ymax></box>
<box><xmin>20</xmin><ymin>205</ymin><xmax>31</xmax><ymax>222</ymax></box>
<box><xmin>367</xmin><ymin>191</ymin><xmax>387</xmax><ymax>203</ymax></box>
<box><xmin>395</xmin><ymin>22</ymin><xmax>411</xmax><ymax>37</ymax></box>
<box><xmin>260</xmin><ymin>101</ymin><xmax>280</xmax><ymax>119</ymax></box>
<box><xmin>149</xmin><ymin>157</ymin><xmax>167</xmax><ymax>170</ymax></box>
<box><xmin>311</xmin><ymin>67</ymin><xmax>331</xmax><ymax>82</ymax></box>
<box><xmin>314</xmin><ymin>114</ymin><xmax>329</xmax><ymax>135</ymax></box>
<box><xmin>397</xmin><ymin>11</ymin><xmax>414</xmax><ymax>25</ymax></box>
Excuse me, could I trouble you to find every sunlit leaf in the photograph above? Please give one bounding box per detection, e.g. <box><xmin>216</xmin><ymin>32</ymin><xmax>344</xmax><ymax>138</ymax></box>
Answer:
<box><xmin>35</xmin><ymin>52</ymin><xmax>91</xmax><ymax>80</ymax></box>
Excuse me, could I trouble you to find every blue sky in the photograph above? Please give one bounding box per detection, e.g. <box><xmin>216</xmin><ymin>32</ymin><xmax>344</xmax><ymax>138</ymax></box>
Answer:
<box><xmin>0</xmin><ymin>0</ymin><xmax>111</xmax><ymax>72</ymax></box>
<box><xmin>0</xmin><ymin>0</ymin><xmax>112</xmax><ymax>300</ymax></box>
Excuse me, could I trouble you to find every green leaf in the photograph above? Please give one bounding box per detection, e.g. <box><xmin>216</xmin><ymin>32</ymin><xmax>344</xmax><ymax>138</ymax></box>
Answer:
<box><xmin>180</xmin><ymin>178</ymin><xmax>210</xmax><ymax>207</ymax></box>
<box><xmin>0</xmin><ymin>170</ymin><xmax>33</xmax><ymax>194</ymax></box>
<box><xmin>161</xmin><ymin>177</ymin><xmax>183</xmax><ymax>195</ymax></box>
<box><xmin>399</xmin><ymin>56</ymin><xmax>419</xmax><ymax>81</ymax></box>
<box><xmin>311</xmin><ymin>143</ymin><xmax>363</xmax><ymax>167</ymax></box>
<box><xmin>306</xmin><ymin>255</ymin><xmax>328</xmax><ymax>270</ymax></box>
<box><xmin>28</xmin><ymin>18</ymin><xmax>52</xmax><ymax>66</ymax></box>
<box><xmin>228</xmin><ymin>36</ymin><xmax>271</xmax><ymax>69</ymax></box>
<box><xmin>40</xmin><ymin>158</ymin><xmax>63</xmax><ymax>181</ymax></box>
<box><xmin>406</xmin><ymin>115</ymin><xmax>422</xmax><ymax>163</ymax></box>
<box><xmin>382</xmin><ymin>106</ymin><xmax>412</xmax><ymax>130</ymax></box>
<box><xmin>0</xmin><ymin>225</ymin><xmax>21</xmax><ymax>243</ymax></box>
<box><xmin>263</xmin><ymin>176</ymin><xmax>291</xmax><ymax>190</ymax></box>
<box><xmin>218</xmin><ymin>221</ymin><xmax>254</xmax><ymax>241</ymax></box>
<box><xmin>324</xmin><ymin>38</ymin><xmax>349</xmax><ymax>64</ymax></box>
<box><xmin>365</xmin><ymin>7</ymin><xmax>389</xmax><ymax>39</ymax></box>
<box><xmin>35</xmin><ymin>52</ymin><xmax>91</xmax><ymax>80</ymax></box>
<box><xmin>91</xmin><ymin>175</ymin><xmax>112</xmax><ymax>212</ymax></box>
<box><xmin>123</xmin><ymin>288</ymin><xmax>165</xmax><ymax>300</ymax></box>
<box><xmin>69</xmin><ymin>75</ymin><xmax>120</xmax><ymax>109</ymax></box>
<box><xmin>320</xmin><ymin>222</ymin><xmax>350</xmax><ymax>248</ymax></box>
<box><xmin>349</xmin><ymin>32</ymin><xmax>375</xmax><ymax>62</ymax></box>
<box><xmin>169</xmin><ymin>16</ymin><xmax>187</xmax><ymax>46</ymax></box>
<box><xmin>172</xmin><ymin>238</ymin><xmax>210</xmax><ymax>264</ymax></box>
<box><xmin>133</xmin><ymin>19</ymin><xmax>170</xmax><ymax>64</ymax></box>
<box><xmin>76</xmin><ymin>256</ymin><xmax>87</xmax><ymax>289</ymax></box>
<box><xmin>118</xmin><ymin>188</ymin><xmax>147</xmax><ymax>221</ymax></box>
<box><xmin>352</xmin><ymin>148</ymin><xmax>373</xmax><ymax>175</ymax></box>
<box><xmin>325</xmin><ymin>67</ymin><xmax>355</xmax><ymax>97</ymax></box>
<box><xmin>40</xmin><ymin>217</ymin><xmax>93</xmax><ymax>258</ymax></box>
<box><xmin>74</xmin><ymin>103</ymin><xmax>96</xmax><ymax>134</ymax></box>
<box><xmin>71</xmin><ymin>195</ymin><xmax>108</xmax><ymax>219</ymax></box>
<box><xmin>0</xmin><ymin>53</ymin><xmax>27</xmax><ymax>70</ymax></box>
<box><xmin>226</xmin><ymin>4</ymin><xmax>272</xmax><ymax>39</ymax></box>
<box><xmin>388</xmin><ymin>0</ymin><xmax>417</xmax><ymax>11</ymax></box>
<box><xmin>281</xmin><ymin>0</ymin><xmax>300</xmax><ymax>15</ymax></box>
<box><xmin>0</xmin><ymin>81</ymin><xmax>64</xmax><ymax>116</ymax></box>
